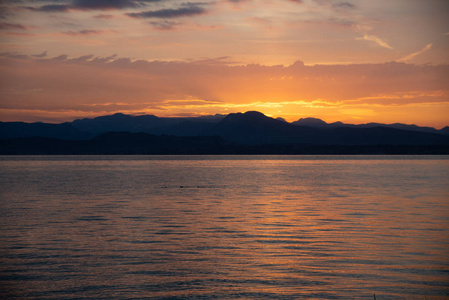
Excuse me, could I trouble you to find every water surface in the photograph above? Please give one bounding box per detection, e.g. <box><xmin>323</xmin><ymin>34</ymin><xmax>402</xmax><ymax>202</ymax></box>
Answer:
<box><xmin>1</xmin><ymin>155</ymin><xmax>448</xmax><ymax>299</ymax></box>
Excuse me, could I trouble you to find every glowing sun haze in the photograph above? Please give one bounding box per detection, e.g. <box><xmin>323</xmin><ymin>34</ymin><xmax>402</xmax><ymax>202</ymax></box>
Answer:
<box><xmin>0</xmin><ymin>0</ymin><xmax>448</xmax><ymax>128</ymax></box>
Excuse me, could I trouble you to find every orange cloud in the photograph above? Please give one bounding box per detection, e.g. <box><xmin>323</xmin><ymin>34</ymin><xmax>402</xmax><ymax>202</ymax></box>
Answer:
<box><xmin>398</xmin><ymin>43</ymin><xmax>433</xmax><ymax>62</ymax></box>
<box><xmin>0</xmin><ymin>54</ymin><xmax>448</xmax><ymax>127</ymax></box>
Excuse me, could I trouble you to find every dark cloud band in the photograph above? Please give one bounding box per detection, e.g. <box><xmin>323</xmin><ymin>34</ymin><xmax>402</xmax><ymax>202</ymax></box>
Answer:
<box><xmin>127</xmin><ymin>5</ymin><xmax>207</xmax><ymax>19</ymax></box>
<box><xmin>0</xmin><ymin>22</ymin><xmax>28</xmax><ymax>30</ymax></box>
<box><xmin>28</xmin><ymin>0</ymin><xmax>163</xmax><ymax>12</ymax></box>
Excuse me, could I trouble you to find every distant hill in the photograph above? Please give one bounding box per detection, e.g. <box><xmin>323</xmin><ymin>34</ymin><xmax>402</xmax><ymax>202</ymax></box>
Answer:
<box><xmin>292</xmin><ymin>117</ymin><xmax>444</xmax><ymax>134</ymax></box>
<box><xmin>440</xmin><ymin>126</ymin><xmax>449</xmax><ymax>135</ymax></box>
<box><xmin>209</xmin><ymin>111</ymin><xmax>449</xmax><ymax>146</ymax></box>
<box><xmin>0</xmin><ymin>121</ymin><xmax>89</xmax><ymax>140</ymax></box>
<box><xmin>1</xmin><ymin>133</ymin><xmax>448</xmax><ymax>155</ymax></box>
<box><xmin>292</xmin><ymin>117</ymin><xmax>328</xmax><ymax>127</ymax></box>
<box><xmin>0</xmin><ymin>133</ymin><xmax>231</xmax><ymax>155</ymax></box>
<box><xmin>1</xmin><ymin>111</ymin><xmax>448</xmax><ymax>154</ymax></box>
<box><xmin>211</xmin><ymin>111</ymin><xmax>310</xmax><ymax>145</ymax></box>
<box><xmin>71</xmin><ymin>113</ymin><xmax>226</xmax><ymax>135</ymax></box>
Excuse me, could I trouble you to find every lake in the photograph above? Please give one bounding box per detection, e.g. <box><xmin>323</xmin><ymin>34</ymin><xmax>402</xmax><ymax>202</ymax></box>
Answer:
<box><xmin>1</xmin><ymin>155</ymin><xmax>448</xmax><ymax>299</ymax></box>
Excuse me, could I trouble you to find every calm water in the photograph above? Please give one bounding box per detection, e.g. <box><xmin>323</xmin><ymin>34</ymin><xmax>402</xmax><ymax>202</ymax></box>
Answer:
<box><xmin>0</xmin><ymin>155</ymin><xmax>448</xmax><ymax>299</ymax></box>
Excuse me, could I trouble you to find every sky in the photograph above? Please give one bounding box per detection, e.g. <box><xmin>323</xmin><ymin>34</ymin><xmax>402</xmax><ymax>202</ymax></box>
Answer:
<box><xmin>0</xmin><ymin>0</ymin><xmax>448</xmax><ymax>128</ymax></box>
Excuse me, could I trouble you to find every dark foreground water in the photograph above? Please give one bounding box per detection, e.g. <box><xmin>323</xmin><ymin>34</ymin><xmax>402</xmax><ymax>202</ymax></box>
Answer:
<box><xmin>0</xmin><ymin>155</ymin><xmax>448</xmax><ymax>299</ymax></box>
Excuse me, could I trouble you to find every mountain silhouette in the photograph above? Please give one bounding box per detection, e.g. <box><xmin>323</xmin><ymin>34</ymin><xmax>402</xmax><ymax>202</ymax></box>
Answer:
<box><xmin>1</xmin><ymin>111</ymin><xmax>448</xmax><ymax>154</ymax></box>
<box><xmin>292</xmin><ymin>117</ymin><xmax>442</xmax><ymax>134</ymax></box>
<box><xmin>292</xmin><ymin>117</ymin><xmax>328</xmax><ymax>127</ymax></box>
<box><xmin>209</xmin><ymin>111</ymin><xmax>335</xmax><ymax>145</ymax></box>
<box><xmin>0</xmin><ymin>121</ymin><xmax>89</xmax><ymax>140</ymax></box>
<box><xmin>71</xmin><ymin>113</ymin><xmax>226</xmax><ymax>135</ymax></box>
<box><xmin>0</xmin><ymin>133</ymin><xmax>231</xmax><ymax>155</ymax></box>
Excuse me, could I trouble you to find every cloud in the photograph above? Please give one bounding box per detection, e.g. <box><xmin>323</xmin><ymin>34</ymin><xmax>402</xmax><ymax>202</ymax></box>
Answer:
<box><xmin>0</xmin><ymin>51</ymin><xmax>29</xmax><ymax>59</ymax></box>
<box><xmin>127</xmin><ymin>3</ymin><xmax>207</xmax><ymax>19</ymax></box>
<box><xmin>1</xmin><ymin>54</ymin><xmax>448</xmax><ymax>126</ymax></box>
<box><xmin>93</xmin><ymin>14</ymin><xmax>115</xmax><ymax>19</ymax></box>
<box><xmin>353</xmin><ymin>24</ymin><xmax>393</xmax><ymax>50</ymax></box>
<box><xmin>359</xmin><ymin>34</ymin><xmax>393</xmax><ymax>50</ymax></box>
<box><xmin>48</xmin><ymin>54</ymin><xmax>68</xmax><ymax>61</ymax></box>
<box><xmin>31</xmin><ymin>4</ymin><xmax>71</xmax><ymax>12</ymax></box>
<box><xmin>191</xmin><ymin>56</ymin><xmax>237</xmax><ymax>65</ymax></box>
<box><xmin>149</xmin><ymin>20</ymin><xmax>181</xmax><ymax>30</ymax></box>
<box><xmin>0</xmin><ymin>22</ymin><xmax>28</xmax><ymax>30</ymax></box>
<box><xmin>397</xmin><ymin>43</ymin><xmax>432</xmax><ymax>62</ymax></box>
<box><xmin>68</xmin><ymin>54</ymin><xmax>95</xmax><ymax>62</ymax></box>
<box><xmin>62</xmin><ymin>29</ymin><xmax>103</xmax><ymax>35</ymax></box>
<box><xmin>72</xmin><ymin>0</ymin><xmax>160</xmax><ymax>10</ymax></box>
<box><xmin>28</xmin><ymin>0</ymin><xmax>163</xmax><ymax>12</ymax></box>
<box><xmin>2</xmin><ymin>53</ymin><xmax>448</xmax><ymax>103</ymax></box>
<box><xmin>32</xmin><ymin>51</ymin><xmax>47</xmax><ymax>58</ymax></box>
<box><xmin>332</xmin><ymin>2</ymin><xmax>355</xmax><ymax>10</ymax></box>
<box><xmin>90</xmin><ymin>54</ymin><xmax>118</xmax><ymax>63</ymax></box>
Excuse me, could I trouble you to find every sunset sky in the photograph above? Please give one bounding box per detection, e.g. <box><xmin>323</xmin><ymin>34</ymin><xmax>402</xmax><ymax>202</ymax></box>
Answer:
<box><xmin>0</xmin><ymin>0</ymin><xmax>448</xmax><ymax>127</ymax></box>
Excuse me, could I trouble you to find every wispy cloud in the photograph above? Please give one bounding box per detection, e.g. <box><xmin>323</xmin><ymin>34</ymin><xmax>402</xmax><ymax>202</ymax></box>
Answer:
<box><xmin>72</xmin><ymin>0</ymin><xmax>161</xmax><ymax>10</ymax></box>
<box><xmin>359</xmin><ymin>34</ymin><xmax>393</xmax><ymax>50</ymax></box>
<box><xmin>27</xmin><ymin>4</ymin><xmax>71</xmax><ymax>12</ymax></box>
<box><xmin>332</xmin><ymin>2</ymin><xmax>356</xmax><ymax>10</ymax></box>
<box><xmin>62</xmin><ymin>29</ymin><xmax>103</xmax><ymax>35</ymax></box>
<box><xmin>2</xmin><ymin>53</ymin><xmax>448</xmax><ymax>106</ymax></box>
<box><xmin>1</xmin><ymin>53</ymin><xmax>448</xmax><ymax>126</ymax></box>
<box><xmin>226</xmin><ymin>0</ymin><xmax>252</xmax><ymax>3</ymax></box>
<box><xmin>353</xmin><ymin>24</ymin><xmax>393</xmax><ymax>50</ymax></box>
<box><xmin>93</xmin><ymin>14</ymin><xmax>115</xmax><ymax>19</ymax></box>
<box><xmin>127</xmin><ymin>3</ymin><xmax>207</xmax><ymax>19</ymax></box>
<box><xmin>148</xmin><ymin>20</ymin><xmax>181</xmax><ymax>30</ymax></box>
<box><xmin>0</xmin><ymin>22</ymin><xmax>28</xmax><ymax>30</ymax></box>
<box><xmin>32</xmin><ymin>51</ymin><xmax>47</xmax><ymax>58</ymax></box>
<box><xmin>27</xmin><ymin>0</ymin><xmax>163</xmax><ymax>12</ymax></box>
<box><xmin>397</xmin><ymin>43</ymin><xmax>432</xmax><ymax>62</ymax></box>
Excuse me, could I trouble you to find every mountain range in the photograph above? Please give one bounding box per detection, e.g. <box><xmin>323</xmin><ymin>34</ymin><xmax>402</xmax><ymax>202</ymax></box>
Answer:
<box><xmin>1</xmin><ymin>111</ymin><xmax>448</xmax><ymax>154</ymax></box>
